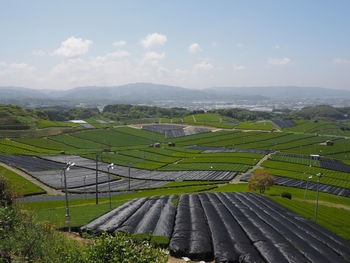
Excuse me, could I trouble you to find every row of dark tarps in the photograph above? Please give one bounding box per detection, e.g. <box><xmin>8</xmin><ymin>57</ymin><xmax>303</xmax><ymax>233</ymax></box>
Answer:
<box><xmin>81</xmin><ymin>192</ymin><xmax>350</xmax><ymax>263</ymax></box>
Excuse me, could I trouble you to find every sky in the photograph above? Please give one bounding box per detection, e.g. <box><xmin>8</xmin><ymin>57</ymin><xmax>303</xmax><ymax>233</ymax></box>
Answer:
<box><xmin>0</xmin><ymin>0</ymin><xmax>349</xmax><ymax>90</ymax></box>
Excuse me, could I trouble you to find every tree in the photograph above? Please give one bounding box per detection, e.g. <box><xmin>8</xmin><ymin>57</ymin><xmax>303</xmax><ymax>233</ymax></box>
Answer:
<box><xmin>248</xmin><ymin>170</ymin><xmax>275</xmax><ymax>194</ymax></box>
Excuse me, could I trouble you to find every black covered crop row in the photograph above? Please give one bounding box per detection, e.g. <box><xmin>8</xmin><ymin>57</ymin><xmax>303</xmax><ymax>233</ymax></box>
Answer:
<box><xmin>241</xmin><ymin>174</ymin><xmax>350</xmax><ymax>197</ymax></box>
<box><xmin>272</xmin><ymin>120</ymin><xmax>296</xmax><ymax>129</ymax></box>
<box><xmin>30</xmin><ymin>168</ymin><xmax>117</xmax><ymax>189</ymax></box>
<box><xmin>169</xmin><ymin>194</ymin><xmax>213</xmax><ymax>261</ymax></box>
<box><xmin>276</xmin><ymin>153</ymin><xmax>350</xmax><ymax>173</ymax></box>
<box><xmin>68</xmin><ymin>179</ymin><xmax>168</xmax><ymax>193</ymax></box>
<box><xmin>0</xmin><ymin>155</ymin><xmax>64</xmax><ymax>171</ymax></box>
<box><xmin>40</xmin><ymin>155</ymin><xmax>237</xmax><ymax>181</ymax></box>
<box><xmin>81</xmin><ymin>192</ymin><xmax>350</xmax><ymax>262</ymax></box>
<box><xmin>81</xmin><ymin>195</ymin><xmax>177</xmax><ymax>238</ymax></box>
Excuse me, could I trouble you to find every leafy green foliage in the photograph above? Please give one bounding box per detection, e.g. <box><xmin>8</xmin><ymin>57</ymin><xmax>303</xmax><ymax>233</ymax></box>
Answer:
<box><xmin>0</xmin><ymin>206</ymin><xmax>84</xmax><ymax>263</ymax></box>
<box><xmin>85</xmin><ymin>232</ymin><xmax>168</xmax><ymax>263</ymax></box>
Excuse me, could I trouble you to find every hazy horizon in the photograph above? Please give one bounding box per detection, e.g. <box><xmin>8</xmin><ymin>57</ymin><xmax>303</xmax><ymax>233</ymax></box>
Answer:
<box><xmin>1</xmin><ymin>0</ymin><xmax>349</xmax><ymax>90</ymax></box>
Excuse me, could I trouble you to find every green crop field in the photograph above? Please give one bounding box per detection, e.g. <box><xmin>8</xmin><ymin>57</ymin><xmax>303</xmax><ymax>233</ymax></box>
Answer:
<box><xmin>235</xmin><ymin>121</ymin><xmax>276</xmax><ymax>130</ymax></box>
<box><xmin>201</xmin><ymin>131</ymin><xmax>285</xmax><ymax>147</ymax></box>
<box><xmin>269</xmin><ymin>154</ymin><xmax>320</xmax><ymax>167</ymax></box>
<box><xmin>37</xmin><ymin>120</ymin><xmax>80</xmax><ymax>129</ymax></box>
<box><xmin>13</xmin><ymin>137</ymin><xmax>76</xmax><ymax>151</ymax></box>
<box><xmin>50</xmin><ymin>134</ymin><xmax>106</xmax><ymax>149</ymax></box>
<box><xmin>118</xmin><ymin>149</ymin><xmax>180</xmax><ymax>163</ymax></box>
<box><xmin>262</xmin><ymin>160</ymin><xmax>350</xmax><ymax>189</ymax></box>
<box><xmin>72</xmin><ymin>128</ymin><xmax>156</xmax><ymax>147</ymax></box>
<box><xmin>282</xmin><ymin>138</ymin><xmax>350</xmax><ymax>156</ymax></box>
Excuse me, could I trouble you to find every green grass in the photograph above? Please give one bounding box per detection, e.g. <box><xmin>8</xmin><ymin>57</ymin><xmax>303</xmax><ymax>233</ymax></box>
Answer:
<box><xmin>0</xmin><ymin>139</ymin><xmax>59</xmax><ymax>155</ymax></box>
<box><xmin>50</xmin><ymin>134</ymin><xmax>106</xmax><ymax>149</ymax></box>
<box><xmin>72</xmin><ymin>128</ymin><xmax>158</xmax><ymax>147</ymax></box>
<box><xmin>34</xmin><ymin>200</ymin><xmax>127</xmax><ymax>228</ymax></box>
<box><xmin>37</xmin><ymin>120</ymin><xmax>80</xmax><ymax>129</ymax></box>
<box><xmin>0</xmin><ymin>165</ymin><xmax>45</xmax><ymax>196</ymax></box>
<box><xmin>158</xmin><ymin>162</ymin><xmax>250</xmax><ymax>172</ymax></box>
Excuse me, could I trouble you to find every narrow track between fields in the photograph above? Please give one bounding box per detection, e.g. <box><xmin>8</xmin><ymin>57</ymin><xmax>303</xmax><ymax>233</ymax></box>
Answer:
<box><xmin>230</xmin><ymin>152</ymin><xmax>274</xmax><ymax>183</ymax></box>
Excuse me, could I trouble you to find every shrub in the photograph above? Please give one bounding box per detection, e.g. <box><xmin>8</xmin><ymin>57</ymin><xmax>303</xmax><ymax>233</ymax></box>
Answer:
<box><xmin>0</xmin><ymin>175</ymin><xmax>16</xmax><ymax>206</ymax></box>
<box><xmin>281</xmin><ymin>192</ymin><xmax>292</xmax><ymax>199</ymax></box>
<box><xmin>85</xmin><ymin>232</ymin><xmax>168</xmax><ymax>263</ymax></box>
<box><xmin>150</xmin><ymin>236</ymin><xmax>170</xmax><ymax>248</ymax></box>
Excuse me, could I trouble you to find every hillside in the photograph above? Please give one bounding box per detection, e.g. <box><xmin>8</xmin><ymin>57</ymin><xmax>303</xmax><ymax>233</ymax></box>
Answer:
<box><xmin>3</xmin><ymin>84</ymin><xmax>350</xmax><ymax>107</ymax></box>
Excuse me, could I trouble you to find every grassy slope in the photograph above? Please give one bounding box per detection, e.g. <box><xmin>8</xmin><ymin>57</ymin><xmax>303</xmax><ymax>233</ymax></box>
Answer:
<box><xmin>0</xmin><ymin>166</ymin><xmax>45</xmax><ymax>196</ymax></box>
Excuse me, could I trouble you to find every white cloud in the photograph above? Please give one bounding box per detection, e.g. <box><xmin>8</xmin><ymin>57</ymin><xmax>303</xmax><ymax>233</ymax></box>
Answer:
<box><xmin>142</xmin><ymin>51</ymin><xmax>165</xmax><ymax>65</ymax></box>
<box><xmin>233</xmin><ymin>64</ymin><xmax>247</xmax><ymax>70</ymax></box>
<box><xmin>273</xmin><ymin>44</ymin><xmax>281</xmax><ymax>49</ymax></box>
<box><xmin>141</xmin><ymin>33</ymin><xmax>167</xmax><ymax>48</ymax></box>
<box><xmin>0</xmin><ymin>62</ymin><xmax>36</xmax><ymax>76</ymax></box>
<box><xmin>268</xmin><ymin>57</ymin><xmax>291</xmax><ymax>65</ymax></box>
<box><xmin>236</xmin><ymin>43</ymin><xmax>245</xmax><ymax>48</ymax></box>
<box><xmin>333</xmin><ymin>58</ymin><xmax>350</xmax><ymax>64</ymax></box>
<box><xmin>188</xmin><ymin>43</ymin><xmax>202</xmax><ymax>54</ymax></box>
<box><xmin>113</xmin><ymin>40</ymin><xmax>127</xmax><ymax>47</ymax></box>
<box><xmin>53</xmin><ymin>36</ymin><xmax>93</xmax><ymax>57</ymax></box>
<box><xmin>194</xmin><ymin>61</ymin><xmax>214</xmax><ymax>71</ymax></box>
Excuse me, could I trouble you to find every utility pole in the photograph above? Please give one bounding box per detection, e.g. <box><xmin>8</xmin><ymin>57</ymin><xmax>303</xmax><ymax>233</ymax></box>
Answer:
<box><xmin>95</xmin><ymin>153</ymin><xmax>99</xmax><ymax>204</ymax></box>
<box><xmin>304</xmin><ymin>175</ymin><xmax>313</xmax><ymax>200</ymax></box>
<box><xmin>128</xmin><ymin>165</ymin><xmax>131</xmax><ymax>190</ymax></box>
<box><xmin>314</xmin><ymin>173</ymin><xmax>323</xmax><ymax>223</ymax></box>
<box><xmin>107</xmin><ymin>163</ymin><xmax>114</xmax><ymax>209</ymax></box>
<box><xmin>63</xmin><ymin>162</ymin><xmax>75</xmax><ymax>232</ymax></box>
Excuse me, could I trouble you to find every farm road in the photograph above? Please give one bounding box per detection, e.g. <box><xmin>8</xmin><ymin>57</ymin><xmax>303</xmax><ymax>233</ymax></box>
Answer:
<box><xmin>230</xmin><ymin>152</ymin><xmax>273</xmax><ymax>183</ymax></box>
<box><xmin>0</xmin><ymin>162</ymin><xmax>63</xmax><ymax>195</ymax></box>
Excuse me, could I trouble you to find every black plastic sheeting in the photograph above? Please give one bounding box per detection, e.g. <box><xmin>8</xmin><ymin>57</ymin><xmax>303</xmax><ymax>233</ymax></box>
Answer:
<box><xmin>169</xmin><ymin>194</ymin><xmax>213</xmax><ymax>262</ymax></box>
<box><xmin>81</xmin><ymin>192</ymin><xmax>350</xmax><ymax>263</ymax></box>
<box><xmin>272</xmin><ymin>120</ymin><xmax>296</xmax><ymax>129</ymax></box>
<box><xmin>81</xmin><ymin>196</ymin><xmax>177</xmax><ymax>237</ymax></box>
<box><xmin>40</xmin><ymin>155</ymin><xmax>236</xmax><ymax>181</ymax></box>
<box><xmin>0</xmin><ymin>155</ymin><xmax>64</xmax><ymax>171</ymax></box>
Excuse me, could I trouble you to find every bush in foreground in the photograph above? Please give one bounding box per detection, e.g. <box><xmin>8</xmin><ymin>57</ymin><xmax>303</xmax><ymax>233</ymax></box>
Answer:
<box><xmin>85</xmin><ymin>232</ymin><xmax>168</xmax><ymax>263</ymax></box>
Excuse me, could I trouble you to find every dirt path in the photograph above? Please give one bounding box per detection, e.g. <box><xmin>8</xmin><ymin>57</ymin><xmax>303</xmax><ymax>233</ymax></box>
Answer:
<box><xmin>0</xmin><ymin>162</ymin><xmax>63</xmax><ymax>195</ymax></box>
<box><xmin>168</xmin><ymin>256</ymin><xmax>213</xmax><ymax>263</ymax></box>
<box><xmin>294</xmin><ymin>198</ymin><xmax>350</xmax><ymax>211</ymax></box>
<box><xmin>230</xmin><ymin>152</ymin><xmax>273</xmax><ymax>183</ymax></box>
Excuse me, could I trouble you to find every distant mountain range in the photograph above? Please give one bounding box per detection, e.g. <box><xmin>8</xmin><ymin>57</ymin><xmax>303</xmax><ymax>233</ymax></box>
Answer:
<box><xmin>1</xmin><ymin>83</ymin><xmax>350</xmax><ymax>106</ymax></box>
